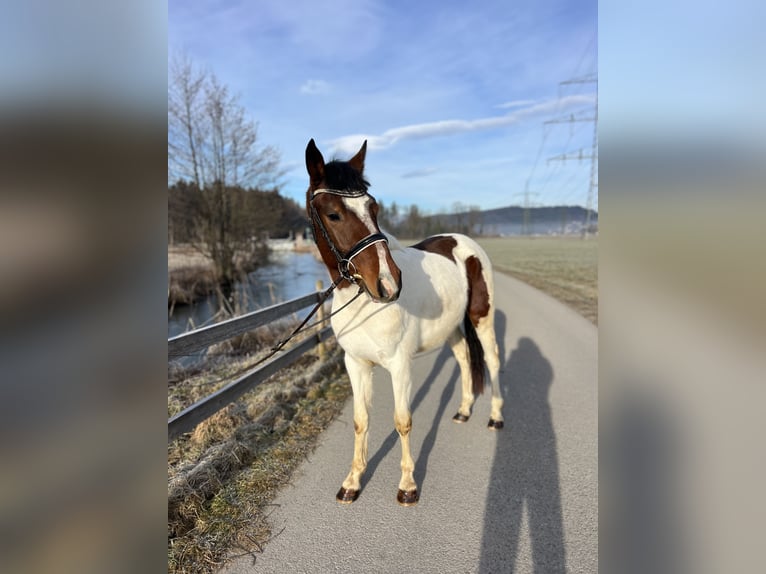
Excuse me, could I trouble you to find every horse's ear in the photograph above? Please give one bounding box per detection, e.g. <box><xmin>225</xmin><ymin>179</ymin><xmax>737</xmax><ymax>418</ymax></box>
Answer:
<box><xmin>305</xmin><ymin>138</ymin><xmax>325</xmax><ymax>187</ymax></box>
<box><xmin>348</xmin><ymin>140</ymin><xmax>367</xmax><ymax>174</ymax></box>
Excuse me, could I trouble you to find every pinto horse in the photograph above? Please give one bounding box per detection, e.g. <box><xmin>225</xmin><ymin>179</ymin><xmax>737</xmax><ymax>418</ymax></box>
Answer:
<box><xmin>305</xmin><ymin>139</ymin><xmax>503</xmax><ymax>506</ymax></box>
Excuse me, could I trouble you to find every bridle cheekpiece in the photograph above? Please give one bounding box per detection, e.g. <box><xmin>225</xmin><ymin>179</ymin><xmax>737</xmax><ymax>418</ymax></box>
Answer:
<box><xmin>309</xmin><ymin>188</ymin><xmax>389</xmax><ymax>285</ymax></box>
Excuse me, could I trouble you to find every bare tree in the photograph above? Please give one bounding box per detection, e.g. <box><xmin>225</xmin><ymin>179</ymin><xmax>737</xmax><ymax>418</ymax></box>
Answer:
<box><xmin>168</xmin><ymin>53</ymin><xmax>207</xmax><ymax>190</ymax></box>
<box><xmin>168</xmin><ymin>54</ymin><xmax>283</xmax><ymax>294</ymax></box>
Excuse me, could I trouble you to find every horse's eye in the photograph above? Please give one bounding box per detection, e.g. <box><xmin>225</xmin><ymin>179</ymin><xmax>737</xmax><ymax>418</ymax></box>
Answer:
<box><xmin>327</xmin><ymin>213</ymin><xmax>341</xmax><ymax>222</ymax></box>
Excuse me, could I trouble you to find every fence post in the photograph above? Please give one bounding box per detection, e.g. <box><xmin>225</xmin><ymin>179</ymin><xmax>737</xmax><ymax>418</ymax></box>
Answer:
<box><xmin>316</xmin><ymin>279</ymin><xmax>327</xmax><ymax>359</ymax></box>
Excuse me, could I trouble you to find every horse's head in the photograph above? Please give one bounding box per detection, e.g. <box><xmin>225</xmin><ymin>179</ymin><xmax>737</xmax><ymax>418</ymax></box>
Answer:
<box><xmin>305</xmin><ymin>138</ymin><xmax>402</xmax><ymax>303</ymax></box>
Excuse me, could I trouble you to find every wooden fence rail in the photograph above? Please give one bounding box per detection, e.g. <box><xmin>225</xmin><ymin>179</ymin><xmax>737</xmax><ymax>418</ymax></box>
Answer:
<box><xmin>168</xmin><ymin>291</ymin><xmax>323</xmax><ymax>358</ymax></box>
<box><xmin>168</xmin><ymin>287</ymin><xmax>332</xmax><ymax>443</ymax></box>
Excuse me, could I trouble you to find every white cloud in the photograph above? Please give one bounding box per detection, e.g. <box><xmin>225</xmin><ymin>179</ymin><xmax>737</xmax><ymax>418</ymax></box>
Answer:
<box><xmin>327</xmin><ymin>94</ymin><xmax>596</xmax><ymax>154</ymax></box>
<box><xmin>495</xmin><ymin>99</ymin><xmax>537</xmax><ymax>109</ymax></box>
<box><xmin>300</xmin><ymin>79</ymin><xmax>331</xmax><ymax>95</ymax></box>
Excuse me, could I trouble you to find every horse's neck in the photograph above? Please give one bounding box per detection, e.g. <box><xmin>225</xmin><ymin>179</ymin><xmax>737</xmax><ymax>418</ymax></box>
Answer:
<box><xmin>381</xmin><ymin>230</ymin><xmax>403</xmax><ymax>252</ymax></box>
<box><xmin>332</xmin><ymin>284</ymin><xmax>364</xmax><ymax>307</ymax></box>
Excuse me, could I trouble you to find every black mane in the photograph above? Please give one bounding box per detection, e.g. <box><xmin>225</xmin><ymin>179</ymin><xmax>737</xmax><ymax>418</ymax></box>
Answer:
<box><xmin>324</xmin><ymin>160</ymin><xmax>370</xmax><ymax>192</ymax></box>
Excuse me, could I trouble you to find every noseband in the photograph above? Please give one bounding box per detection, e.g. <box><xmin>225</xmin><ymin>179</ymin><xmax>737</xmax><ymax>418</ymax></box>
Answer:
<box><xmin>310</xmin><ymin>188</ymin><xmax>389</xmax><ymax>284</ymax></box>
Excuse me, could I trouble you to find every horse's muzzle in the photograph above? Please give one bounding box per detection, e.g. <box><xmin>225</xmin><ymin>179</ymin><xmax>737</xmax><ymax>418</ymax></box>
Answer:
<box><xmin>374</xmin><ymin>273</ymin><xmax>400</xmax><ymax>303</ymax></box>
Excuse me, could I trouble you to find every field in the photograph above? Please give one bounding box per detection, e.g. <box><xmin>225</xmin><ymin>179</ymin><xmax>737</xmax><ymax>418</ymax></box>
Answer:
<box><xmin>474</xmin><ymin>236</ymin><xmax>598</xmax><ymax>324</ymax></box>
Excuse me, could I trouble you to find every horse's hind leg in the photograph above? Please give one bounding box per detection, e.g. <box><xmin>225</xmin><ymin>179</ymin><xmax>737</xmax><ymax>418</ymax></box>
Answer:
<box><xmin>448</xmin><ymin>328</ymin><xmax>476</xmax><ymax>422</ymax></box>
<box><xmin>337</xmin><ymin>354</ymin><xmax>373</xmax><ymax>503</ymax></box>
<box><xmin>476</xmin><ymin>316</ymin><xmax>503</xmax><ymax>429</ymax></box>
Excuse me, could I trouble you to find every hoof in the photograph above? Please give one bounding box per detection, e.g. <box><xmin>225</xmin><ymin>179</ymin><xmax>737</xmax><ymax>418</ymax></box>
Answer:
<box><xmin>336</xmin><ymin>487</ymin><xmax>360</xmax><ymax>503</ymax></box>
<box><xmin>487</xmin><ymin>418</ymin><xmax>504</xmax><ymax>430</ymax></box>
<box><xmin>452</xmin><ymin>412</ymin><xmax>470</xmax><ymax>423</ymax></box>
<box><xmin>397</xmin><ymin>489</ymin><xmax>419</xmax><ymax>506</ymax></box>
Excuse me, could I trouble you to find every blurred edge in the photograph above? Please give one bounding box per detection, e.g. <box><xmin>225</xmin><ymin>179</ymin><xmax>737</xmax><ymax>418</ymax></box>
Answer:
<box><xmin>0</xmin><ymin>1</ymin><xmax>167</xmax><ymax>573</ymax></box>
<box><xmin>600</xmin><ymin>168</ymin><xmax>766</xmax><ymax>574</ymax></box>
<box><xmin>1</xmin><ymin>1</ymin><xmax>765</xmax><ymax>573</ymax></box>
<box><xmin>600</xmin><ymin>1</ymin><xmax>766</xmax><ymax>572</ymax></box>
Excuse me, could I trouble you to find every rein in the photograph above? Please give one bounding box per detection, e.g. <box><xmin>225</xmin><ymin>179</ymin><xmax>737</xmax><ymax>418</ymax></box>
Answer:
<box><xmin>262</xmin><ymin>187</ymin><xmax>383</xmax><ymax>364</ymax></box>
<box><xmin>218</xmin><ymin>188</ymin><xmax>379</xmax><ymax>369</ymax></box>
<box><xmin>264</xmin><ymin>276</ymin><xmax>363</xmax><ymax>359</ymax></box>
<box><xmin>184</xmin><ymin>279</ymin><xmax>362</xmax><ymax>385</ymax></box>
<box><xmin>309</xmin><ymin>188</ymin><xmax>389</xmax><ymax>284</ymax></box>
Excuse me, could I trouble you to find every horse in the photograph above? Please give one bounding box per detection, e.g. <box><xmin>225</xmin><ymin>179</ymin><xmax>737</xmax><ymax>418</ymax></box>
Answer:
<box><xmin>305</xmin><ymin>138</ymin><xmax>503</xmax><ymax>506</ymax></box>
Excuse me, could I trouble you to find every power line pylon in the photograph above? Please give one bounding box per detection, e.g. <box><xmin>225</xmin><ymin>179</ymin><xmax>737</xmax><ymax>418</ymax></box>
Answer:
<box><xmin>514</xmin><ymin>185</ymin><xmax>539</xmax><ymax>236</ymax></box>
<box><xmin>584</xmin><ymin>91</ymin><xmax>598</xmax><ymax>236</ymax></box>
<box><xmin>547</xmin><ymin>75</ymin><xmax>598</xmax><ymax>237</ymax></box>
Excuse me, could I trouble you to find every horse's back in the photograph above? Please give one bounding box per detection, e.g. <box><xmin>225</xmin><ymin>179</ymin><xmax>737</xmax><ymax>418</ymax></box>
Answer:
<box><xmin>392</xmin><ymin>233</ymin><xmax>494</xmax><ymax>351</ymax></box>
<box><xmin>407</xmin><ymin>233</ymin><xmax>494</xmax><ymax>288</ymax></box>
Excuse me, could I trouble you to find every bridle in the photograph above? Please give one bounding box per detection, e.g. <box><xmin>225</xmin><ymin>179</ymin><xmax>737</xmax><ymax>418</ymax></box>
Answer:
<box><xmin>309</xmin><ymin>188</ymin><xmax>389</xmax><ymax>285</ymax></box>
<box><xmin>229</xmin><ymin>188</ymin><xmax>386</xmax><ymax>365</ymax></box>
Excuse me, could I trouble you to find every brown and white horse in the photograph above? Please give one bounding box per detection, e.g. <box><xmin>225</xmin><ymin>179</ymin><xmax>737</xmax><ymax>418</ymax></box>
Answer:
<box><xmin>305</xmin><ymin>139</ymin><xmax>503</xmax><ymax>506</ymax></box>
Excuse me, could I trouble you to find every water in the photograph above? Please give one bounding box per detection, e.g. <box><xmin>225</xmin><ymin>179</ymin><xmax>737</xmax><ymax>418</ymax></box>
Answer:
<box><xmin>168</xmin><ymin>251</ymin><xmax>329</xmax><ymax>339</ymax></box>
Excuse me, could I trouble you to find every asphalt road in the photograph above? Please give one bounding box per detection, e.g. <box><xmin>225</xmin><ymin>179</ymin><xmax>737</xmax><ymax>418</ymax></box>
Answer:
<box><xmin>222</xmin><ymin>271</ymin><xmax>597</xmax><ymax>574</ymax></box>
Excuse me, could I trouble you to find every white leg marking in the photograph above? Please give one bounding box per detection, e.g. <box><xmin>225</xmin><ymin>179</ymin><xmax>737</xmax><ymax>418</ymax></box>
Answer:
<box><xmin>342</xmin><ymin>354</ymin><xmax>373</xmax><ymax>492</ymax></box>
<box><xmin>448</xmin><ymin>329</ymin><xmax>475</xmax><ymax>418</ymax></box>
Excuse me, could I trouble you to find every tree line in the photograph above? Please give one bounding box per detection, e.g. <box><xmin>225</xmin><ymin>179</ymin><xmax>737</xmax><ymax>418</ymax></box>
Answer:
<box><xmin>168</xmin><ymin>179</ymin><xmax>306</xmax><ymax>258</ymax></box>
<box><xmin>376</xmin><ymin>201</ymin><xmax>484</xmax><ymax>238</ymax></box>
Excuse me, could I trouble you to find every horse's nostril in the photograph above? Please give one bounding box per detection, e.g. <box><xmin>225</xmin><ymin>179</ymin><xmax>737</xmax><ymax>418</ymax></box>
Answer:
<box><xmin>377</xmin><ymin>277</ymin><xmax>389</xmax><ymax>300</ymax></box>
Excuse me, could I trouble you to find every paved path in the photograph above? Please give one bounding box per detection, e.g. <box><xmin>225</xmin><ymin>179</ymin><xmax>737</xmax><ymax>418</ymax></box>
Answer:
<box><xmin>222</xmin><ymin>272</ymin><xmax>597</xmax><ymax>573</ymax></box>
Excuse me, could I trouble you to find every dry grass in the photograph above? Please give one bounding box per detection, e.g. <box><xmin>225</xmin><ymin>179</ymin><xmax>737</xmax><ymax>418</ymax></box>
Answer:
<box><xmin>475</xmin><ymin>236</ymin><xmax>598</xmax><ymax>324</ymax></box>
<box><xmin>168</xmin><ymin>266</ymin><xmax>219</xmax><ymax>307</ymax></box>
<box><xmin>168</xmin><ymin>341</ymin><xmax>351</xmax><ymax>574</ymax></box>
<box><xmin>168</xmin><ymin>245</ymin><xmax>218</xmax><ymax>307</ymax></box>
<box><xmin>167</xmin><ymin>243</ymin><xmax>270</xmax><ymax>307</ymax></box>
<box><xmin>169</xmin><ymin>244</ymin><xmax>216</xmax><ymax>273</ymax></box>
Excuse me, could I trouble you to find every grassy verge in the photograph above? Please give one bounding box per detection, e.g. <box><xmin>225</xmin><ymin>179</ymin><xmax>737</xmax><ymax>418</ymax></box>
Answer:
<box><xmin>168</xmin><ymin>339</ymin><xmax>351</xmax><ymax>574</ymax></box>
<box><xmin>474</xmin><ymin>236</ymin><xmax>598</xmax><ymax>324</ymax></box>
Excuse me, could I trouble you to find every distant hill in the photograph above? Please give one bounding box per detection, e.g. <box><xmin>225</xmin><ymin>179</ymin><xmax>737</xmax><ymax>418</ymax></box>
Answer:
<box><xmin>429</xmin><ymin>205</ymin><xmax>598</xmax><ymax>236</ymax></box>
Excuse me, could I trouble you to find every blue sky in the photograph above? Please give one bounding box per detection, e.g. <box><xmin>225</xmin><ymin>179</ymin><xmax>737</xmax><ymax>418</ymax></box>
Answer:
<box><xmin>169</xmin><ymin>0</ymin><xmax>597</xmax><ymax>213</ymax></box>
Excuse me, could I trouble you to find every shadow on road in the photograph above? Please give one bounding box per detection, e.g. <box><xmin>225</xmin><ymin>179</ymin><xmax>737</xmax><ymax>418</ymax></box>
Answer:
<box><xmin>413</xmin><ymin>356</ymin><xmax>458</xmax><ymax>495</ymax></box>
<box><xmin>362</xmin><ymin>345</ymin><xmax>457</xmax><ymax>491</ymax></box>
<box><xmin>362</xmin><ymin>309</ymin><xmax>511</xmax><ymax>501</ymax></box>
<box><xmin>600</xmin><ymin>384</ymin><xmax>688</xmax><ymax>574</ymax></box>
<box><xmin>479</xmin><ymin>335</ymin><xmax>567</xmax><ymax>573</ymax></box>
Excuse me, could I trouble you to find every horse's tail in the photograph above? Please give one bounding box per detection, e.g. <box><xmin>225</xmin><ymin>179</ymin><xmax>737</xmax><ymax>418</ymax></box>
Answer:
<box><xmin>463</xmin><ymin>314</ymin><xmax>485</xmax><ymax>395</ymax></box>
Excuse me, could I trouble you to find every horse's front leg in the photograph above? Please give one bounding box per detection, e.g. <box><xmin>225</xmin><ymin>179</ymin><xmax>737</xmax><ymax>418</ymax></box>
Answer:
<box><xmin>337</xmin><ymin>354</ymin><xmax>373</xmax><ymax>503</ymax></box>
<box><xmin>390</xmin><ymin>360</ymin><xmax>419</xmax><ymax>506</ymax></box>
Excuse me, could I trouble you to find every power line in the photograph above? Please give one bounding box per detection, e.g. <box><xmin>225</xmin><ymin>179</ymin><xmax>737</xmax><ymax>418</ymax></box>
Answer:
<box><xmin>547</xmin><ymin>149</ymin><xmax>596</xmax><ymax>163</ymax></box>
<box><xmin>559</xmin><ymin>73</ymin><xmax>598</xmax><ymax>87</ymax></box>
<box><xmin>585</xmin><ymin>91</ymin><xmax>598</xmax><ymax>234</ymax></box>
<box><xmin>548</xmin><ymin>75</ymin><xmax>598</xmax><ymax>236</ymax></box>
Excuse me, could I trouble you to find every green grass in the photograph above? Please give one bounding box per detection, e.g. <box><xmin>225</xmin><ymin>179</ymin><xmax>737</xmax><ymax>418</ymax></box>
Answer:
<box><xmin>474</xmin><ymin>236</ymin><xmax>598</xmax><ymax>324</ymax></box>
